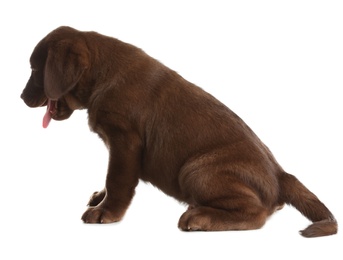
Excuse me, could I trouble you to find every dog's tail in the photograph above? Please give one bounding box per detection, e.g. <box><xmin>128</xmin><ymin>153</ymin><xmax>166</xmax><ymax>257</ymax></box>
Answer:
<box><xmin>278</xmin><ymin>172</ymin><xmax>337</xmax><ymax>237</ymax></box>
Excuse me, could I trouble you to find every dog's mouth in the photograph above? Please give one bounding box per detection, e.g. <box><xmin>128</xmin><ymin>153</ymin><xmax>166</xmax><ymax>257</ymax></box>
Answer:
<box><xmin>40</xmin><ymin>97</ymin><xmax>74</xmax><ymax>128</ymax></box>
<box><xmin>42</xmin><ymin>99</ymin><xmax>57</xmax><ymax>128</ymax></box>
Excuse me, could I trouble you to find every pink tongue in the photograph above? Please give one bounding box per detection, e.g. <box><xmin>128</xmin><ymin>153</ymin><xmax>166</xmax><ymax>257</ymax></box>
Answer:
<box><xmin>42</xmin><ymin>99</ymin><xmax>54</xmax><ymax>128</ymax></box>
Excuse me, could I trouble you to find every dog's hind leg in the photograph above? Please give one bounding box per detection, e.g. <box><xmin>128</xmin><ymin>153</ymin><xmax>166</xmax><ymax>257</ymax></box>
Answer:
<box><xmin>178</xmin><ymin>148</ymin><xmax>279</xmax><ymax>232</ymax></box>
<box><xmin>178</xmin><ymin>198</ymin><xmax>269</xmax><ymax>231</ymax></box>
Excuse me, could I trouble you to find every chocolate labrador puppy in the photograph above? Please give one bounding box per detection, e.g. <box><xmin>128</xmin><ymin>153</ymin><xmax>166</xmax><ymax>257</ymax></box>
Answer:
<box><xmin>21</xmin><ymin>26</ymin><xmax>337</xmax><ymax>237</ymax></box>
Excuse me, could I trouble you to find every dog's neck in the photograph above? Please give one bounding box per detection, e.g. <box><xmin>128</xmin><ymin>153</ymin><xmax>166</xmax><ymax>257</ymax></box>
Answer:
<box><xmin>64</xmin><ymin>93</ymin><xmax>84</xmax><ymax>110</ymax></box>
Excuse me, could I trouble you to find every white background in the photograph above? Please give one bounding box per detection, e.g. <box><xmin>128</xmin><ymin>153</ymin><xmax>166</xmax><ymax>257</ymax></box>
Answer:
<box><xmin>1</xmin><ymin>0</ymin><xmax>342</xmax><ymax>259</ymax></box>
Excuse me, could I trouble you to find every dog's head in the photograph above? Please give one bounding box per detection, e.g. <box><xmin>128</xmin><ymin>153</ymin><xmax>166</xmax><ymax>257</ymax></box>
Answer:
<box><xmin>21</xmin><ymin>26</ymin><xmax>90</xmax><ymax>127</ymax></box>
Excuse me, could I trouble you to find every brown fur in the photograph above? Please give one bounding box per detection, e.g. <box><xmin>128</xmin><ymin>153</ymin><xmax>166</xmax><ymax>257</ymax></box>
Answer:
<box><xmin>21</xmin><ymin>26</ymin><xmax>337</xmax><ymax>237</ymax></box>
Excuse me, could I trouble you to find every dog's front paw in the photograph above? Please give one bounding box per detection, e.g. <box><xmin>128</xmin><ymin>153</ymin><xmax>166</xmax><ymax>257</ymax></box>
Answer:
<box><xmin>81</xmin><ymin>206</ymin><xmax>122</xmax><ymax>224</ymax></box>
<box><xmin>87</xmin><ymin>190</ymin><xmax>106</xmax><ymax>207</ymax></box>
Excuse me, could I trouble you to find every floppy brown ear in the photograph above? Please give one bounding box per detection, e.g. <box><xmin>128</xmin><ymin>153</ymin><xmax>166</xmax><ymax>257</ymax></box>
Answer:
<box><xmin>44</xmin><ymin>40</ymin><xmax>89</xmax><ymax>99</ymax></box>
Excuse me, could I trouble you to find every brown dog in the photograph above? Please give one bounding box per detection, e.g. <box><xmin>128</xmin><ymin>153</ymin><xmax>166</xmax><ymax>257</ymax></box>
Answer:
<box><xmin>21</xmin><ymin>26</ymin><xmax>337</xmax><ymax>237</ymax></box>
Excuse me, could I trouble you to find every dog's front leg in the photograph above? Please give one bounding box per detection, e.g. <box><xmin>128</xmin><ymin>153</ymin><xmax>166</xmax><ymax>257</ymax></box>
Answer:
<box><xmin>81</xmin><ymin>130</ymin><xmax>142</xmax><ymax>224</ymax></box>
